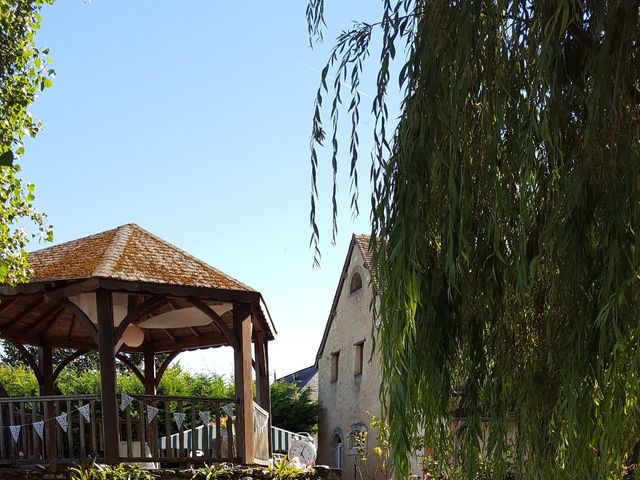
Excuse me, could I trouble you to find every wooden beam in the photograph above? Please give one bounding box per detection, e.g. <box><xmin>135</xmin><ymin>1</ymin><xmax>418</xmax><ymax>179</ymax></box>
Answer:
<box><xmin>10</xmin><ymin>341</ymin><xmax>43</xmax><ymax>384</ymax></box>
<box><xmin>155</xmin><ymin>350</ymin><xmax>180</xmax><ymax>387</ymax></box>
<box><xmin>43</xmin><ymin>279</ymin><xmax>100</xmax><ymax>304</ymax></box>
<box><xmin>53</xmin><ymin>350</ymin><xmax>89</xmax><ymax>382</ymax></box>
<box><xmin>62</xmin><ymin>299</ymin><xmax>98</xmax><ymax>344</ymax></box>
<box><xmin>150</xmin><ymin>336</ymin><xmax>229</xmax><ymax>354</ymax></box>
<box><xmin>0</xmin><ymin>329</ymin><xmax>42</xmax><ymax>347</ymax></box>
<box><xmin>38</xmin><ymin>342</ymin><xmax>57</xmax><ymax>459</ymax></box>
<box><xmin>98</xmin><ymin>278</ymin><xmax>261</xmax><ymax>304</ymax></box>
<box><xmin>187</xmin><ymin>297</ymin><xmax>238</xmax><ymax>349</ymax></box>
<box><xmin>254</xmin><ymin>331</ymin><xmax>271</xmax><ymax>456</ymax></box>
<box><xmin>143</xmin><ymin>347</ymin><xmax>156</xmax><ymax>395</ymax></box>
<box><xmin>116</xmin><ymin>353</ymin><xmax>145</xmax><ymax>385</ymax></box>
<box><xmin>233</xmin><ymin>303</ymin><xmax>253</xmax><ymax>464</ymax></box>
<box><xmin>67</xmin><ymin>317</ymin><xmax>76</xmax><ymax>340</ymax></box>
<box><xmin>188</xmin><ymin>327</ymin><xmax>201</xmax><ymax>338</ymax></box>
<box><xmin>0</xmin><ymin>298</ymin><xmax>16</xmax><ymax>315</ymax></box>
<box><xmin>1</xmin><ymin>298</ymin><xmax>44</xmax><ymax>330</ymax></box>
<box><xmin>96</xmin><ymin>290</ymin><xmax>119</xmax><ymax>463</ymax></box>
<box><xmin>255</xmin><ymin>331</ymin><xmax>270</xmax><ymax>410</ymax></box>
<box><xmin>161</xmin><ymin>329</ymin><xmax>176</xmax><ymax>342</ymax></box>
<box><xmin>23</xmin><ymin>303</ymin><xmax>64</xmax><ymax>335</ymax></box>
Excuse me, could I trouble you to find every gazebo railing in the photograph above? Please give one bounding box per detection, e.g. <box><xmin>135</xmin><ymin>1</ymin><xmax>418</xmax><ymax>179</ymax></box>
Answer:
<box><xmin>0</xmin><ymin>394</ymin><xmax>100</xmax><ymax>464</ymax></box>
<box><xmin>0</xmin><ymin>394</ymin><xmax>238</xmax><ymax>465</ymax></box>
<box><xmin>125</xmin><ymin>394</ymin><xmax>237</xmax><ymax>464</ymax></box>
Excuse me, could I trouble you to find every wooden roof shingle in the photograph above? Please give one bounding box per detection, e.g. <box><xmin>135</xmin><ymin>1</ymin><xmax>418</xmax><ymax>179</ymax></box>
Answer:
<box><xmin>28</xmin><ymin>223</ymin><xmax>252</xmax><ymax>291</ymax></box>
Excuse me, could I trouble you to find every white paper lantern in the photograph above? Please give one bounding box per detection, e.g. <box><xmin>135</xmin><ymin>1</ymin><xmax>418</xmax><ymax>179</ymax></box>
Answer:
<box><xmin>122</xmin><ymin>324</ymin><xmax>144</xmax><ymax>348</ymax></box>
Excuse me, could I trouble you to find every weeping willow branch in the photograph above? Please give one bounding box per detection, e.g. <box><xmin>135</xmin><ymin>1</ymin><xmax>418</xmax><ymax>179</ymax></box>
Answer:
<box><xmin>309</xmin><ymin>1</ymin><xmax>640</xmax><ymax>479</ymax></box>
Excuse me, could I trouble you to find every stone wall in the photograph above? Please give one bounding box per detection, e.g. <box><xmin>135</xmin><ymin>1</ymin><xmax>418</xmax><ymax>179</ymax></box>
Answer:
<box><xmin>0</xmin><ymin>465</ymin><xmax>341</xmax><ymax>480</ymax></box>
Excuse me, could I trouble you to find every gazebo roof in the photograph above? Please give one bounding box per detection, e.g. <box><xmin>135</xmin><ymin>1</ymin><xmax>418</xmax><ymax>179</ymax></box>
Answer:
<box><xmin>0</xmin><ymin>224</ymin><xmax>275</xmax><ymax>352</ymax></box>
<box><xmin>28</xmin><ymin>223</ymin><xmax>251</xmax><ymax>290</ymax></box>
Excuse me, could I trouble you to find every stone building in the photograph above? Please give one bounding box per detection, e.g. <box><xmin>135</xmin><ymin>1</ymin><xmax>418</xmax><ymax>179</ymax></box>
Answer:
<box><xmin>315</xmin><ymin>234</ymin><xmax>389</xmax><ymax>480</ymax></box>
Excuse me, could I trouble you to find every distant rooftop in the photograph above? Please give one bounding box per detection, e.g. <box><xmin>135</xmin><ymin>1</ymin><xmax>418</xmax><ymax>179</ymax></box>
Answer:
<box><xmin>276</xmin><ymin>365</ymin><xmax>318</xmax><ymax>391</ymax></box>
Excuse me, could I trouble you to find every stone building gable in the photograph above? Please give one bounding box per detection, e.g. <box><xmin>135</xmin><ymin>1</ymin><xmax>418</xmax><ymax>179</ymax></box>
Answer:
<box><xmin>315</xmin><ymin>235</ymin><xmax>387</xmax><ymax>480</ymax></box>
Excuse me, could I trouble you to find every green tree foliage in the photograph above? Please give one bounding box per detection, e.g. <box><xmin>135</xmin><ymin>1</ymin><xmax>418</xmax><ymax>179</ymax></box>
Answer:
<box><xmin>308</xmin><ymin>1</ymin><xmax>640</xmax><ymax>479</ymax></box>
<box><xmin>270</xmin><ymin>381</ymin><xmax>319</xmax><ymax>434</ymax></box>
<box><xmin>0</xmin><ymin>0</ymin><xmax>54</xmax><ymax>283</ymax></box>
<box><xmin>0</xmin><ymin>362</ymin><xmax>234</xmax><ymax>398</ymax></box>
<box><xmin>0</xmin><ymin>364</ymin><xmax>38</xmax><ymax>396</ymax></box>
<box><xmin>0</xmin><ymin>341</ymin><xmax>99</xmax><ymax>373</ymax></box>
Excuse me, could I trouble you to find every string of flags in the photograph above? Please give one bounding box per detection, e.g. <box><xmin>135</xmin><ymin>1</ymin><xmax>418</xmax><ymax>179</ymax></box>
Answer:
<box><xmin>4</xmin><ymin>400</ymin><xmax>97</xmax><ymax>443</ymax></box>
<box><xmin>3</xmin><ymin>395</ymin><xmax>236</xmax><ymax>444</ymax></box>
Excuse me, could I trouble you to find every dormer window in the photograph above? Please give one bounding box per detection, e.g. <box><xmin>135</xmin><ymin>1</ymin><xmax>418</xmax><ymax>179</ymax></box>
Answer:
<box><xmin>349</xmin><ymin>272</ymin><xmax>362</xmax><ymax>294</ymax></box>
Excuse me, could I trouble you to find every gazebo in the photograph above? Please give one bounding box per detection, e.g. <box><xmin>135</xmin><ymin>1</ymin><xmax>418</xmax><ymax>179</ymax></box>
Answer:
<box><xmin>0</xmin><ymin>224</ymin><xmax>275</xmax><ymax>466</ymax></box>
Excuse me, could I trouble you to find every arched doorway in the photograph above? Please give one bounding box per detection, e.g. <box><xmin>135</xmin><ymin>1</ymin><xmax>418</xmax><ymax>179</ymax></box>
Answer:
<box><xmin>331</xmin><ymin>428</ymin><xmax>343</xmax><ymax>469</ymax></box>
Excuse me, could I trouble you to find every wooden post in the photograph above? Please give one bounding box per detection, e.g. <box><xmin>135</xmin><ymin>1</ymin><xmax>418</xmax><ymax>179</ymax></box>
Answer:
<box><xmin>96</xmin><ymin>289</ymin><xmax>119</xmax><ymax>463</ymax></box>
<box><xmin>143</xmin><ymin>345</ymin><xmax>157</xmax><ymax>456</ymax></box>
<box><xmin>143</xmin><ymin>346</ymin><xmax>156</xmax><ymax>395</ymax></box>
<box><xmin>254</xmin><ymin>332</ymin><xmax>272</xmax><ymax>456</ymax></box>
<box><xmin>233</xmin><ymin>303</ymin><xmax>253</xmax><ymax>464</ymax></box>
<box><xmin>38</xmin><ymin>342</ymin><xmax>57</xmax><ymax>459</ymax></box>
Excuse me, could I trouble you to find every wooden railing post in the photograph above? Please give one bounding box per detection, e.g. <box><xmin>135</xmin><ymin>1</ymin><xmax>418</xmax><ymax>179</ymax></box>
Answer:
<box><xmin>233</xmin><ymin>303</ymin><xmax>253</xmax><ymax>464</ymax></box>
<box><xmin>254</xmin><ymin>331</ymin><xmax>271</xmax><ymax>456</ymax></box>
<box><xmin>143</xmin><ymin>345</ymin><xmax>157</xmax><ymax>457</ymax></box>
<box><xmin>97</xmin><ymin>289</ymin><xmax>119</xmax><ymax>463</ymax></box>
<box><xmin>38</xmin><ymin>342</ymin><xmax>57</xmax><ymax>460</ymax></box>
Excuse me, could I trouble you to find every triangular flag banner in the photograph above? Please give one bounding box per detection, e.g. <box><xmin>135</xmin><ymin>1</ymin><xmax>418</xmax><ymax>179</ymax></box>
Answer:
<box><xmin>9</xmin><ymin>425</ymin><xmax>20</xmax><ymax>443</ymax></box>
<box><xmin>199</xmin><ymin>411</ymin><xmax>210</xmax><ymax>425</ymax></box>
<box><xmin>147</xmin><ymin>405</ymin><xmax>159</xmax><ymax>424</ymax></box>
<box><xmin>222</xmin><ymin>403</ymin><xmax>234</xmax><ymax>418</ymax></box>
<box><xmin>173</xmin><ymin>412</ymin><xmax>185</xmax><ymax>430</ymax></box>
<box><xmin>56</xmin><ymin>414</ymin><xmax>68</xmax><ymax>432</ymax></box>
<box><xmin>78</xmin><ymin>404</ymin><xmax>91</xmax><ymax>423</ymax></box>
<box><xmin>120</xmin><ymin>394</ymin><xmax>133</xmax><ymax>411</ymax></box>
<box><xmin>33</xmin><ymin>421</ymin><xmax>44</xmax><ymax>439</ymax></box>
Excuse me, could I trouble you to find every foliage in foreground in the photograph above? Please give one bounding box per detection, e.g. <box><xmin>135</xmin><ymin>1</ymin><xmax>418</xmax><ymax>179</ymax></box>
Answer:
<box><xmin>68</xmin><ymin>461</ymin><xmax>310</xmax><ymax>480</ymax></box>
<box><xmin>270</xmin><ymin>381</ymin><xmax>320</xmax><ymax>434</ymax></box>
<box><xmin>307</xmin><ymin>1</ymin><xmax>640</xmax><ymax>479</ymax></box>
<box><xmin>0</xmin><ymin>0</ymin><xmax>54</xmax><ymax>283</ymax></box>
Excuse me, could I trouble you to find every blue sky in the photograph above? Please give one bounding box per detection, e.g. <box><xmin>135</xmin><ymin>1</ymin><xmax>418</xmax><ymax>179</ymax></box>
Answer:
<box><xmin>20</xmin><ymin>1</ymin><xmax>394</xmax><ymax>380</ymax></box>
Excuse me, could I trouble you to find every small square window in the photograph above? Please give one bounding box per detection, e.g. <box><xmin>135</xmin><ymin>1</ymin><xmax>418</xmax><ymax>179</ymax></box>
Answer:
<box><xmin>354</xmin><ymin>341</ymin><xmax>364</xmax><ymax>375</ymax></box>
<box><xmin>331</xmin><ymin>351</ymin><xmax>340</xmax><ymax>382</ymax></box>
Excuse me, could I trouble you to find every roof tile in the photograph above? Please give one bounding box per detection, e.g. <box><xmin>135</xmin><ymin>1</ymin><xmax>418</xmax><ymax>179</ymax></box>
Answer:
<box><xmin>27</xmin><ymin>224</ymin><xmax>252</xmax><ymax>291</ymax></box>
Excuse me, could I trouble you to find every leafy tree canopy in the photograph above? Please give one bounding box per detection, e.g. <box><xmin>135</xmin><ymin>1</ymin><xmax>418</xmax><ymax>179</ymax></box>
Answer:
<box><xmin>0</xmin><ymin>0</ymin><xmax>54</xmax><ymax>283</ymax></box>
<box><xmin>270</xmin><ymin>381</ymin><xmax>319</xmax><ymax>435</ymax></box>
<box><xmin>0</xmin><ymin>362</ymin><xmax>234</xmax><ymax>398</ymax></box>
<box><xmin>308</xmin><ymin>1</ymin><xmax>640</xmax><ymax>479</ymax></box>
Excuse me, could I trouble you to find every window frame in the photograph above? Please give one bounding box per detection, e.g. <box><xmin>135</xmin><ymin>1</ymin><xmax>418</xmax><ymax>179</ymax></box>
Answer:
<box><xmin>354</xmin><ymin>340</ymin><xmax>365</xmax><ymax>376</ymax></box>
<box><xmin>349</xmin><ymin>272</ymin><xmax>363</xmax><ymax>294</ymax></box>
<box><xmin>330</xmin><ymin>350</ymin><xmax>340</xmax><ymax>383</ymax></box>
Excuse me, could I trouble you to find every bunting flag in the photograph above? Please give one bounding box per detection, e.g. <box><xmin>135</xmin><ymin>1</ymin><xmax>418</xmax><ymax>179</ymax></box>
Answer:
<box><xmin>173</xmin><ymin>412</ymin><xmax>185</xmax><ymax>430</ymax></box>
<box><xmin>9</xmin><ymin>425</ymin><xmax>20</xmax><ymax>443</ymax></box>
<box><xmin>56</xmin><ymin>414</ymin><xmax>68</xmax><ymax>433</ymax></box>
<box><xmin>222</xmin><ymin>403</ymin><xmax>234</xmax><ymax>418</ymax></box>
<box><xmin>120</xmin><ymin>394</ymin><xmax>133</xmax><ymax>411</ymax></box>
<box><xmin>199</xmin><ymin>411</ymin><xmax>210</xmax><ymax>425</ymax></box>
<box><xmin>78</xmin><ymin>404</ymin><xmax>91</xmax><ymax>423</ymax></box>
<box><xmin>146</xmin><ymin>405</ymin><xmax>159</xmax><ymax>424</ymax></box>
<box><xmin>33</xmin><ymin>421</ymin><xmax>44</xmax><ymax>439</ymax></box>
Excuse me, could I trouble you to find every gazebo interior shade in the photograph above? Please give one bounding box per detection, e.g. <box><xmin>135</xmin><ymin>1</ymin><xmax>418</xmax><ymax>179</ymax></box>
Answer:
<box><xmin>68</xmin><ymin>292</ymin><xmax>233</xmax><ymax>329</ymax></box>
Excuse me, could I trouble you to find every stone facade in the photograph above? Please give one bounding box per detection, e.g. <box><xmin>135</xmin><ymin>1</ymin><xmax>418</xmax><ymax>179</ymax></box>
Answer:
<box><xmin>315</xmin><ymin>236</ymin><xmax>388</xmax><ymax>480</ymax></box>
